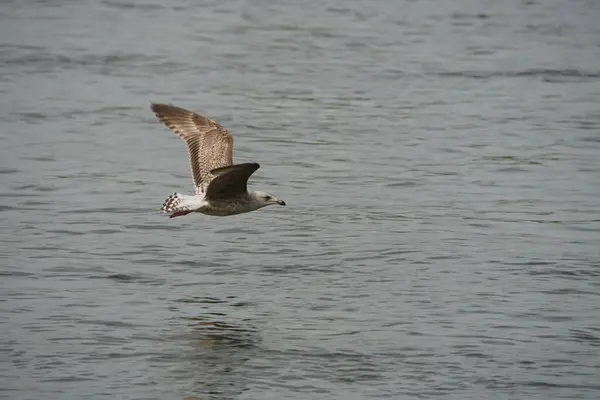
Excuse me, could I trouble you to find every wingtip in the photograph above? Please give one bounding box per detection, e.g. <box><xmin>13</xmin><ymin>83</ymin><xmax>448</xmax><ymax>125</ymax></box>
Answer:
<box><xmin>150</xmin><ymin>102</ymin><xmax>166</xmax><ymax>112</ymax></box>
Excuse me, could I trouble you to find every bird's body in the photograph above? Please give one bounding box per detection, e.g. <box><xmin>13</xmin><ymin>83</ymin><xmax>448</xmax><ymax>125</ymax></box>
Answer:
<box><xmin>150</xmin><ymin>103</ymin><xmax>285</xmax><ymax>218</ymax></box>
<box><xmin>162</xmin><ymin>190</ymin><xmax>267</xmax><ymax>217</ymax></box>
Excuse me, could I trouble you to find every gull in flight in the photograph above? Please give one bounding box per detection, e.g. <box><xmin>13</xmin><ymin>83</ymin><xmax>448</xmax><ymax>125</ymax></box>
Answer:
<box><xmin>150</xmin><ymin>103</ymin><xmax>286</xmax><ymax>218</ymax></box>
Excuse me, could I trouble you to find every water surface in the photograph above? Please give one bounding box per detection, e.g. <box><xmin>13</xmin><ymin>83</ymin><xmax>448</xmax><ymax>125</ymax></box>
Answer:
<box><xmin>1</xmin><ymin>0</ymin><xmax>599</xmax><ymax>399</ymax></box>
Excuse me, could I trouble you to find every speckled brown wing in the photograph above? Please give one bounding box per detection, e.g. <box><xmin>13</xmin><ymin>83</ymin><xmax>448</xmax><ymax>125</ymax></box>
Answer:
<box><xmin>151</xmin><ymin>103</ymin><xmax>233</xmax><ymax>193</ymax></box>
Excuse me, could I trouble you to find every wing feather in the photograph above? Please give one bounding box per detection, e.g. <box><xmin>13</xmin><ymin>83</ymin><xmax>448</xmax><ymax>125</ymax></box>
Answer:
<box><xmin>205</xmin><ymin>163</ymin><xmax>260</xmax><ymax>199</ymax></box>
<box><xmin>151</xmin><ymin>103</ymin><xmax>233</xmax><ymax>193</ymax></box>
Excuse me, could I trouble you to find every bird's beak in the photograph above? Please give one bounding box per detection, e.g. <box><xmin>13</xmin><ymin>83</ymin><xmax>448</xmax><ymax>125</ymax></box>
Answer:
<box><xmin>275</xmin><ymin>199</ymin><xmax>286</xmax><ymax>206</ymax></box>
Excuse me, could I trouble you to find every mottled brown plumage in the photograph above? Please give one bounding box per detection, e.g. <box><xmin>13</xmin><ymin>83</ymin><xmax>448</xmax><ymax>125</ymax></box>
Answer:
<box><xmin>150</xmin><ymin>103</ymin><xmax>234</xmax><ymax>194</ymax></box>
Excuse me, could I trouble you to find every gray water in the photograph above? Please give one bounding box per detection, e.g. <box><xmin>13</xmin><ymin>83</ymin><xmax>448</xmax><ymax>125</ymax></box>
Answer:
<box><xmin>1</xmin><ymin>0</ymin><xmax>600</xmax><ymax>399</ymax></box>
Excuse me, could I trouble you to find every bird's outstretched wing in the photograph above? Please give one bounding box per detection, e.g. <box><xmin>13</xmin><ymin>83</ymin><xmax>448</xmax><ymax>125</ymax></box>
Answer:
<box><xmin>205</xmin><ymin>163</ymin><xmax>260</xmax><ymax>200</ymax></box>
<box><xmin>151</xmin><ymin>103</ymin><xmax>233</xmax><ymax>193</ymax></box>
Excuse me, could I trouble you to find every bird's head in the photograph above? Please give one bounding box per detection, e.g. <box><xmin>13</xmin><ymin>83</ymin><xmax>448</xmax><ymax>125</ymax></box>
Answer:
<box><xmin>253</xmin><ymin>191</ymin><xmax>286</xmax><ymax>208</ymax></box>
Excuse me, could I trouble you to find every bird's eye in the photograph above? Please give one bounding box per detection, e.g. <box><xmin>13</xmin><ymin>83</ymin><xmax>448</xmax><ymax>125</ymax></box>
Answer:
<box><xmin>264</xmin><ymin>195</ymin><xmax>271</xmax><ymax>200</ymax></box>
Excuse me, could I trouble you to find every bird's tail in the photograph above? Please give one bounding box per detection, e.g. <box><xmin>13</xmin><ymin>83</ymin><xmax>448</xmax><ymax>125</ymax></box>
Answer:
<box><xmin>161</xmin><ymin>193</ymin><xmax>202</xmax><ymax>218</ymax></box>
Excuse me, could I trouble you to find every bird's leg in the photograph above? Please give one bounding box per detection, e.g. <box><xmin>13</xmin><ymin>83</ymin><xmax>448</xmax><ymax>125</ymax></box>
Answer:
<box><xmin>169</xmin><ymin>210</ymin><xmax>194</xmax><ymax>218</ymax></box>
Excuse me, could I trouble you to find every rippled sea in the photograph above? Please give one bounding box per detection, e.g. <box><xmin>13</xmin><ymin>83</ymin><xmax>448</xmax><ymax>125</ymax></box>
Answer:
<box><xmin>1</xmin><ymin>0</ymin><xmax>600</xmax><ymax>399</ymax></box>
